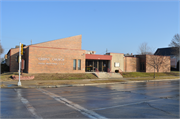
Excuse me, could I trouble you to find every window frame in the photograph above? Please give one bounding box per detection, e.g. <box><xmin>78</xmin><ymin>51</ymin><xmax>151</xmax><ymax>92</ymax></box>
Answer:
<box><xmin>78</xmin><ymin>59</ymin><xmax>81</xmax><ymax>70</ymax></box>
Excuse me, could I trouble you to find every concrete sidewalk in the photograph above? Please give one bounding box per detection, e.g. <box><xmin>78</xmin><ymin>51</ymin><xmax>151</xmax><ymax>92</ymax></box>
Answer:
<box><xmin>1</xmin><ymin>76</ymin><xmax>179</xmax><ymax>88</ymax></box>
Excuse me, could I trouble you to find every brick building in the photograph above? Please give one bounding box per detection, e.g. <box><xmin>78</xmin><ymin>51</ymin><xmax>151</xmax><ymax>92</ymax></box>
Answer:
<box><xmin>124</xmin><ymin>55</ymin><xmax>170</xmax><ymax>72</ymax></box>
<box><xmin>6</xmin><ymin>35</ymin><xmax>170</xmax><ymax>73</ymax></box>
<box><xmin>7</xmin><ymin>35</ymin><xmax>86</xmax><ymax>73</ymax></box>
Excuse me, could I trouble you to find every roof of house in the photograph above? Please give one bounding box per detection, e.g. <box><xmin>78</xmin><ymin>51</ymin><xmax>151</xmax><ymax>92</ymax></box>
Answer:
<box><xmin>154</xmin><ymin>47</ymin><xmax>179</xmax><ymax>56</ymax></box>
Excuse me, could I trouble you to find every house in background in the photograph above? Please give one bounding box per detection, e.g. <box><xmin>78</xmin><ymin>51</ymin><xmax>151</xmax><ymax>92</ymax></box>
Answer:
<box><xmin>154</xmin><ymin>47</ymin><xmax>179</xmax><ymax>70</ymax></box>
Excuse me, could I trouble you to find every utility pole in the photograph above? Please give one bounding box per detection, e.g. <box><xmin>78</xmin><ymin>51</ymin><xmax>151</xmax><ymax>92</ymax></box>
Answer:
<box><xmin>31</xmin><ymin>39</ymin><xmax>32</xmax><ymax>45</ymax></box>
<box><xmin>18</xmin><ymin>42</ymin><xmax>22</xmax><ymax>86</ymax></box>
<box><xmin>106</xmin><ymin>48</ymin><xmax>108</xmax><ymax>53</ymax></box>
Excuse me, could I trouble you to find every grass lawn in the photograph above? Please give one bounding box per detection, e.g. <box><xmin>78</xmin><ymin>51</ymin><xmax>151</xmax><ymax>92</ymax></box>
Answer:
<box><xmin>0</xmin><ymin>72</ymin><xmax>19</xmax><ymax>81</ymax></box>
<box><xmin>91</xmin><ymin>79</ymin><xmax>125</xmax><ymax>83</ymax></box>
<box><xmin>32</xmin><ymin>73</ymin><xmax>98</xmax><ymax>80</ymax></box>
<box><xmin>171</xmin><ymin>71</ymin><xmax>180</xmax><ymax>73</ymax></box>
<box><xmin>1</xmin><ymin>71</ymin><xmax>179</xmax><ymax>81</ymax></box>
<box><xmin>0</xmin><ymin>72</ymin><xmax>98</xmax><ymax>81</ymax></box>
<box><xmin>122</xmin><ymin>72</ymin><xmax>179</xmax><ymax>78</ymax></box>
<box><xmin>36</xmin><ymin>79</ymin><xmax>126</xmax><ymax>86</ymax></box>
<box><xmin>127</xmin><ymin>76</ymin><xmax>179</xmax><ymax>81</ymax></box>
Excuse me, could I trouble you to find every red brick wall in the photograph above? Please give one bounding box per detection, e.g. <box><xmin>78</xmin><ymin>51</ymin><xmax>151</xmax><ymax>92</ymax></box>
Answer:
<box><xmin>28</xmin><ymin>46</ymin><xmax>85</xmax><ymax>73</ymax></box>
<box><xmin>146</xmin><ymin>55</ymin><xmax>170</xmax><ymax>72</ymax></box>
<box><xmin>32</xmin><ymin>35</ymin><xmax>82</xmax><ymax>50</ymax></box>
<box><xmin>124</xmin><ymin>57</ymin><xmax>140</xmax><ymax>72</ymax></box>
<box><xmin>9</xmin><ymin>48</ymin><xmax>19</xmax><ymax>72</ymax></box>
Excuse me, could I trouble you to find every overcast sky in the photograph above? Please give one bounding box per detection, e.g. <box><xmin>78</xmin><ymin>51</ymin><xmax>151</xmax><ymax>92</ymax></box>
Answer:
<box><xmin>1</xmin><ymin>0</ymin><xmax>179</xmax><ymax>57</ymax></box>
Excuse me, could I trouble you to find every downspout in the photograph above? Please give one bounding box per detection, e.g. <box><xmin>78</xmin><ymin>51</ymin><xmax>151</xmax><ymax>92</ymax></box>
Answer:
<box><xmin>27</xmin><ymin>46</ymin><xmax>30</xmax><ymax>73</ymax></box>
<box><xmin>126</xmin><ymin>57</ymin><xmax>127</xmax><ymax>72</ymax></box>
<box><xmin>110</xmin><ymin>60</ymin><xmax>111</xmax><ymax>72</ymax></box>
<box><xmin>9</xmin><ymin>49</ymin><xmax>11</xmax><ymax>72</ymax></box>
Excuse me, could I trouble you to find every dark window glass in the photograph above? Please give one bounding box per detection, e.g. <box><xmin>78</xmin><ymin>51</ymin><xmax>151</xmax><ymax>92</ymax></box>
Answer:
<box><xmin>78</xmin><ymin>59</ymin><xmax>81</xmax><ymax>70</ymax></box>
<box><xmin>73</xmin><ymin>59</ymin><xmax>76</xmax><ymax>70</ymax></box>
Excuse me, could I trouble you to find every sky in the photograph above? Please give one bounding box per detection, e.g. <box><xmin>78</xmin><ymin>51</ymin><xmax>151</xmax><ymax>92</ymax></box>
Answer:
<box><xmin>1</xmin><ymin>0</ymin><xmax>179</xmax><ymax>58</ymax></box>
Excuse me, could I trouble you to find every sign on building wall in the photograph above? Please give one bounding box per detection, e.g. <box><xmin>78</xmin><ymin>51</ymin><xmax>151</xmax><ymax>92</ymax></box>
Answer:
<box><xmin>114</xmin><ymin>62</ymin><xmax>120</xmax><ymax>67</ymax></box>
<box><xmin>38</xmin><ymin>57</ymin><xmax>65</xmax><ymax>65</ymax></box>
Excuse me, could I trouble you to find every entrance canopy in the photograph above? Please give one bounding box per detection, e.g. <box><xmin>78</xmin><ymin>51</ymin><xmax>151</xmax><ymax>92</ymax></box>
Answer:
<box><xmin>85</xmin><ymin>54</ymin><xmax>112</xmax><ymax>60</ymax></box>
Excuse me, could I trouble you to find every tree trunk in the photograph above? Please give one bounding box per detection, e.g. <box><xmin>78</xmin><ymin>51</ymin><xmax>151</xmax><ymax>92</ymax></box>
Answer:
<box><xmin>154</xmin><ymin>67</ymin><xmax>155</xmax><ymax>78</ymax></box>
<box><xmin>157</xmin><ymin>66</ymin><xmax>159</xmax><ymax>73</ymax></box>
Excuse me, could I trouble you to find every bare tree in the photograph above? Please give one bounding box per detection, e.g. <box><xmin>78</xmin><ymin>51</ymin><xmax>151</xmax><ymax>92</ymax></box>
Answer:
<box><xmin>169</xmin><ymin>34</ymin><xmax>180</xmax><ymax>47</ymax></box>
<box><xmin>169</xmin><ymin>34</ymin><xmax>180</xmax><ymax>56</ymax></box>
<box><xmin>0</xmin><ymin>43</ymin><xmax>4</xmax><ymax>55</ymax></box>
<box><xmin>146</xmin><ymin>55</ymin><xmax>170</xmax><ymax>78</ymax></box>
<box><xmin>137</xmin><ymin>42</ymin><xmax>153</xmax><ymax>55</ymax></box>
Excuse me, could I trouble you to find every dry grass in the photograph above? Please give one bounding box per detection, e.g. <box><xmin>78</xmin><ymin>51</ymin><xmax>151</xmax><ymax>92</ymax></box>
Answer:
<box><xmin>91</xmin><ymin>79</ymin><xmax>125</xmax><ymax>83</ymax></box>
<box><xmin>0</xmin><ymin>72</ymin><xmax>98</xmax><ymax>81</ymax></box>
<box><xmin>122</xmin><ymin>72</ymin><xmax>179</xmax><ymax>78</ymax></box>
<box><xmin>0</xmin><ymin>83</ymin><xmax>6</xmax><ymax>87</ymax></box>
<box><xmin>0</xmin><ymin>72</ymin><xmax>18</xmax><ymax>81</ymax></box>
<box><xmin>37</xmin><ymin>81</ymin><xmax>77</xmax><ymax>85</ymax></box>
<box><xmin>36</xmin><ymin>79</ymin><xmax>126</xmax><ymax>86</ymax></box>
<box><xmin>127</xmin><ymin>76</ymin><xmax>179</xmax><ymax>81</ymax></box>
<box><xmin>31</xmin><ymin>73</ymin><xmax>98</xmax><ymax>80</ymax></box>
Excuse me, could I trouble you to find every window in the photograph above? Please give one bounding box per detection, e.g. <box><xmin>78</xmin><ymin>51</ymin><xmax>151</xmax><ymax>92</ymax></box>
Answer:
<box><xmin>73</xmin><ymin>59</ymin><xmax>76</xmax><ymax>70</ymax></box>
<box><xmin>78</xmin><ymin>59</ymin><xmax>81</xmax><ymax>70</ymax></box>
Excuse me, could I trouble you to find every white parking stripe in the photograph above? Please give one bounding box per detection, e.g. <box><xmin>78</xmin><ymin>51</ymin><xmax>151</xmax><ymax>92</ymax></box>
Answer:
<box><xmin>14</xmin><ymin>89</ymin><xmax>43</xmax><ymax>119</ymax></box>
<box><xmin>37</xmin><ymin>88</ymin><xmax>107</xmax><ymax>119</ymax></box>
<box><xmin>93</xmin><ymin>99</ymin><xmax>162</xmax><ymax>111</ymax></box>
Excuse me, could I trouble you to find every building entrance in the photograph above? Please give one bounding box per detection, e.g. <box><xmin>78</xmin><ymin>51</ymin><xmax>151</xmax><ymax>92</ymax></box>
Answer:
<box><xmin>85</xmin><ymin>60</ymin><xmax>110</xmax><ymax>72</ymax></box>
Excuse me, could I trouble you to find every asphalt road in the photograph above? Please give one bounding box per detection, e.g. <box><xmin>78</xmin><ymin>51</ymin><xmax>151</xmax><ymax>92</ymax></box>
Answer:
<box><xmin>1</xmin><ymin>80</ymin><xmax>179</xmax><ymax>118</ymax></box>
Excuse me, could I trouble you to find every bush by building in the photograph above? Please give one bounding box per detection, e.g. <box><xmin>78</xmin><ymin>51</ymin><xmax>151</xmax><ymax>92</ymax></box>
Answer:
<box><xmin>1</xmin><ymin>64</ymin><xmax>9</xmax><ymax>74</ymax></box>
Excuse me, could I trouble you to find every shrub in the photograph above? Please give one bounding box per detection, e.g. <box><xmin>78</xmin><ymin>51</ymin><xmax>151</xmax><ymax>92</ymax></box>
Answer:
<box><xmin>1</xmin><ymin>64</ymin><xmax>9</xmax><ymax>74</ymax></box>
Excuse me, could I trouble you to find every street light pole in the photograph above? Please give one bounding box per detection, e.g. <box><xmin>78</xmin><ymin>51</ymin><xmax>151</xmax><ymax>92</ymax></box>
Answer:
<box><xmin>18</xmin><ymin>42</ymin><xmax>21</xmax><ymax>86</ymax></box>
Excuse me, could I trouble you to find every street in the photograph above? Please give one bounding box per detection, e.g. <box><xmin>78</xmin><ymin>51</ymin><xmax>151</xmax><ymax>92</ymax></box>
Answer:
<box><xmin>1</xmin><ymin>80</ymin><xmax>179</xmax><ymax>118</ymax></box>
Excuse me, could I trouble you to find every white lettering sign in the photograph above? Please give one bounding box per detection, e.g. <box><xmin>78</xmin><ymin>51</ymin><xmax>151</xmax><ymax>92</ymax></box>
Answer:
<box><xmin>38</xmin><ymin>63</ymin><xmax>45</xmax><ymax>64</ymax></box>
<box><xmin>38</xmin><ymin>63</ymin><xmax>65</xmax><ymax>65</ymax></box>
<box><xmin>38</xmin><ymin>57</ymin><xmax>65</xmax><ymax>65</ymax></box>
<box><xmin>52</xmin><ymin>58</ymin><xmax>64</xmax><ymax>61</ymax></box>
<box><xmin>46</xmin><ymin>63</ymin><xmax>57</xmax><ymax>65</ymax></box>
<box><xmin>38</xmin><ymin>58</ymin><xmax>64</xmax><ymax>61</ymax></box>
<box><xmin>114</xmin><ymin>62</ymin><xmax>120</xmax><ymax>67</ymax></box>
<box><xmin>38</xmin><ymin>58</ymin><xmax>50</xmax><ymax>60</ymax></box>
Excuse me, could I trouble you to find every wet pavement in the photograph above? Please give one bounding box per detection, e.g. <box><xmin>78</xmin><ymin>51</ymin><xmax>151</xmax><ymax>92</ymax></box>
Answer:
<box><xmin>1</xmin><ymin>80</ymin><xmax>179</xmax><ymax>118</ymax></box>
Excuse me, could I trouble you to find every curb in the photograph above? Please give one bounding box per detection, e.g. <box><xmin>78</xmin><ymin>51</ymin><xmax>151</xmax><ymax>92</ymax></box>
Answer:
<box><xmin>1</xmin><ymin>78</ymin><xmax>179</xmax><ymax>89</ymax></box>
<box><xmin>126</xmin><ymin>78</ymin><xmax>180</xmax><ymax>83</ymax></box>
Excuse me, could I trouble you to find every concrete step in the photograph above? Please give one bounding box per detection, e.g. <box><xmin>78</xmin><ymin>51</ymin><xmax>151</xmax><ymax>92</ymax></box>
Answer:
<box><xmin>108</xmin><ymin>73</ymin><xmax>123</xmax><ymax>78</ymax></box>
<box><xmin>93</xmin><ymin>72</ymin><xmax>123</xmax><ymax>78</ymax></box>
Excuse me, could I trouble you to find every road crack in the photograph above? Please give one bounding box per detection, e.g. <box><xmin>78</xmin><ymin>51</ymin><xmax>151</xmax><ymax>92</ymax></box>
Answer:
<box><xmin>160</xmin><ymin>94</ymin><xmax>179</xmax><ymax>99</ymax></box>
<box><xmin>144</xmin><ymin>102</ymin><xmax>178</xmax><ymax>117</ymax></box>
